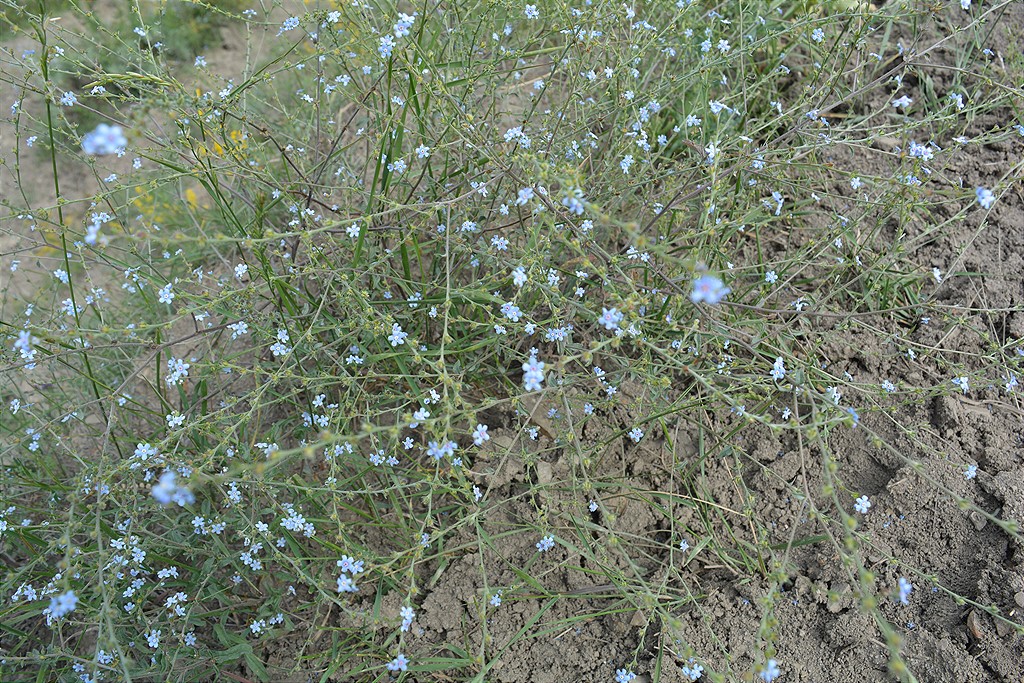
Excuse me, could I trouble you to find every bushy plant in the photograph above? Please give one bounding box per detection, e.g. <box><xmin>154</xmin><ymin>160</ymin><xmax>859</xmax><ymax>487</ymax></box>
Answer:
<box><xmin>2</xmin><ymin>1</ymin><xmax>1022</xmax><ymax>681</ymax></box>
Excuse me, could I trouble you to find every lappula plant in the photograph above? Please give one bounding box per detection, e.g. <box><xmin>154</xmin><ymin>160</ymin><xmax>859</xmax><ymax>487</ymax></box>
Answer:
<box><xmin>2</xmin><ymin>0</ymin><xmax>1023</xmax><ymax>681</ymax></box>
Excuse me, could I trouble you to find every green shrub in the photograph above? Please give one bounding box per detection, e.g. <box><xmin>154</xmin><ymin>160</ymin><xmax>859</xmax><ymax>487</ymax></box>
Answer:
<box><xmin>2</xmin><ymin>1</ymin><xmax>1022</xmax><ymax>681</ymax></box>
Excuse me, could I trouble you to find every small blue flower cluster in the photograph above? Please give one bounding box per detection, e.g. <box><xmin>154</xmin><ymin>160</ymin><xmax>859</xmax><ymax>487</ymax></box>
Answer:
<box><xmin>81</xmin><ymin>123</ymin><xmax>127</xmax><ymax>156</ymax></box>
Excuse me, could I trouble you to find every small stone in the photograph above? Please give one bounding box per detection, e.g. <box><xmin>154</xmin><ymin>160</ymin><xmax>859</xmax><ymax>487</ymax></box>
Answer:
<box><xmin>827</xmin><ymin>582</ymin><xmax>851</xmax><ymax>613</ymax></box>
<box><xmin>967</xmin><ymin>611</ymin><xmax>984</xmax><ymax>640</ymax></box>
<box><xmin>1014</xmin><ymin>591</ymin><xmax>1024</xmax><ymax>608</ymax></box>
<box><xmin>994</xmin><ymin>618</ymin><xmax>1012</xmax><ymax>638</ymax></box>
<box><xmin>968</xmin><ymin>511</ymin><xmax>987</xmax><ymax>531</ymax></box>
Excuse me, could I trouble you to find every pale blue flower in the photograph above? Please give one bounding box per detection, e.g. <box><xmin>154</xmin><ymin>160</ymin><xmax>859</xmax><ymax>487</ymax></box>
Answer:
<box><xmin>47</xmin><ymin>590</ymin><xmax>78</xmax><ymax>619</ymax></box>
<box><xmin>599</xmin><ymin>307</ymin><xmax>623</xmax><ymax>331</ymax></box>
<box><xmin>976</xmin><ymin>187</ymin><xmax>995</xmax><ymax>209</ymax></box>
<box><xmin>690</xmin><ymin>274</ymin><xmax>730</xmax><ymax>305</ymax></box>
<box><xmin>898</xmin><ymin>577</ymin><xmax>912</xmax><ymax>604</ymax></box>
<box><xmin>760</xmin><ymin>659</ymin><xmax>781</xmax><ymax>682</ymax></box>
<box><xmin>82</xmin><ymin>124</ymin><xmax>127</xmax><ymax>155</ymax></box>
<box><xmin>770</xmin><ymin>357</ymin><xmax>786</xmax><ymax>380</ymax></box>
<box><xmin>387</xmin><ymin>654</ymin><xmax>409</xmax><ymax>671</ymax></box>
